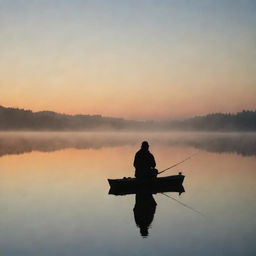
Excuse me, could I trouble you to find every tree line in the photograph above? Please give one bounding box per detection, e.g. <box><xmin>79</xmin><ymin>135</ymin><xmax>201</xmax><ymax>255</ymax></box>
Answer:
<box><xmin>0</xmin><ymin>106</ymin><xmax>255</xmax><ymax>131</ymax></box>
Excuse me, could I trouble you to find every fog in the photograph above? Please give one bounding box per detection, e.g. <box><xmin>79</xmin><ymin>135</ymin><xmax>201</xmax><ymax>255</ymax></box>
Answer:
<box><xmin>0</xmin><ymin>131</ymin><xmax>255</xmax><ymax>157</ymax></box>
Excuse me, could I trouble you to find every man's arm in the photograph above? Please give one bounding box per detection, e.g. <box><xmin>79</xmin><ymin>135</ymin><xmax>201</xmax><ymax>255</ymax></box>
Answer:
<box><xmin>150</xmin><ymin>153</ymin><xmax>156</xmax><ymax>168</ymax></box>
<box><xmin>133</xmin><ymin>152</ymin><xmax>138</xmax><ymax>168</ymax></box>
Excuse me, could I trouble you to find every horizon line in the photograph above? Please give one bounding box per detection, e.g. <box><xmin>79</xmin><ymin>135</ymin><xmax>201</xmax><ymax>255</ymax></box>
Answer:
<box><xmin>1</xmin><ymin>104</ymin><xmax>255</xmax><ymax>122</ymax></box>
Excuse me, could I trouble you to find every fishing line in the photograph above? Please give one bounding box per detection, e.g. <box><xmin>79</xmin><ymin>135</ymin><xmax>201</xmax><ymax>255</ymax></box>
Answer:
<box><xmin>161</xmin><ymin>192</ymin><xmax>205</xmax><ymax>217</ymax></box>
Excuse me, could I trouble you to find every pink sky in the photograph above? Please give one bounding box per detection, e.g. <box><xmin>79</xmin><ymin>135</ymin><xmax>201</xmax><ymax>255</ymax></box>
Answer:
<box><xmin>1</xmin><ymin>1</ymin><xmax>255</xmax><ymax>120</ymax></box>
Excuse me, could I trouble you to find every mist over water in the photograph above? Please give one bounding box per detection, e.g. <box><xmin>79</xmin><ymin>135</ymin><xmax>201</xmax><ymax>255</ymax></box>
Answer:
<box><xmin>0</xmin><ymin>132</ymin><xmax>255</xmax><ymax>255</ymax></box>
<box><xmin>0</xmin><ymin>131</ymin><xmax>256</xmax><ymax>157</ymax></box>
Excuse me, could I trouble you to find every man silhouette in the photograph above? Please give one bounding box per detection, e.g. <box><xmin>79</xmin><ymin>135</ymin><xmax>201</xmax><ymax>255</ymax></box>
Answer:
<box><xmin>133</xmin><ymin>141</ymin><xmax>157</xmax><ymax>179</ymax></box>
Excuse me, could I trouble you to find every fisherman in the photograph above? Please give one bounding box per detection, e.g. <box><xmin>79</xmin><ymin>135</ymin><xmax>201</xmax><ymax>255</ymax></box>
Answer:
<box><xmin>133</xmin><ymin>141</ymin><xmax>158</xmax><ymax>179</ymax></box>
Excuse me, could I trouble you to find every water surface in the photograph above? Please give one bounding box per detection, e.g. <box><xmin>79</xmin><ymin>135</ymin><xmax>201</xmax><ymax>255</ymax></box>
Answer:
<box><xmin>0</xmin><ymin>132</ymin><xmax>255</xmax><ymax>255</ymax></box>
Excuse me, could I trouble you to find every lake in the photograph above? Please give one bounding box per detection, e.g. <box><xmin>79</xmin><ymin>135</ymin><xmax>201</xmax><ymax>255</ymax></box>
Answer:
<box><xmin>0</xmin><ymin>132</ymin><xmax>255</xmax><ymax>255</ymax></box>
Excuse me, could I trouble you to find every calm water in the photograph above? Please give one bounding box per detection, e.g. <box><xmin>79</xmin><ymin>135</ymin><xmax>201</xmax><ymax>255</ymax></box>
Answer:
<box><xmin>0</xmin><ymin>132</ymin><xmax>255</xmax><ymax>256</ymax></box>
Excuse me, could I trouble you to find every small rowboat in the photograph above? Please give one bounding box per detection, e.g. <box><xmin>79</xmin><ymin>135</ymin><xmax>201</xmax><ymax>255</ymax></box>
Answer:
<box><xmin>108</xmin><ymin>173</ymin><xmax>185</xmax><ymax>195</ymax></box>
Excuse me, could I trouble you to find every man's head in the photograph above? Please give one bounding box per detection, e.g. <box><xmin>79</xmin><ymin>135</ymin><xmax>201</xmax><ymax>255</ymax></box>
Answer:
<box><xmin>141</xmin><ymin>141</ymin><xmax>149</xmax><ymax>150</ymax></box>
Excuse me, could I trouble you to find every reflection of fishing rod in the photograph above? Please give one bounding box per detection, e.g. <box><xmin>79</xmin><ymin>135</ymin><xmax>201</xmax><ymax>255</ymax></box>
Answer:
<box><xmin>158</xmin><ymin>151</ymin><xmax>200</xmax><ymax>175</ymax></box>
<box><xmin>161</xmin><ymin>192</ymin><xmax>205</xmax><ymax>217</ymax></box>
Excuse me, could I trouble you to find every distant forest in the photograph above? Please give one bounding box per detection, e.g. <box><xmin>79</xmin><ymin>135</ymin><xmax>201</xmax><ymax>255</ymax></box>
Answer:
<box><xmin>0</xmin><ymin>106</ymin><xmax>255</xmax><ymax>131</ymax></box>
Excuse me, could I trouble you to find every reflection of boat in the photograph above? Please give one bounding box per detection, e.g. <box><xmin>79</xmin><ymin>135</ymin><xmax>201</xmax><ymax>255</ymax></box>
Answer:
<box><xmin>108</xmin><ymin>174</ymin><xmax>185</xmax><ymax>196</ymax></box>
<box><xmin>108</xmin><ymin>173</ymin><xmax>184</xmax><ymax>190</ymax></box>
<box><xmin>108</xmin><ymin>174</ymin><xmax>186</xmax><ymax>238</ymax></box>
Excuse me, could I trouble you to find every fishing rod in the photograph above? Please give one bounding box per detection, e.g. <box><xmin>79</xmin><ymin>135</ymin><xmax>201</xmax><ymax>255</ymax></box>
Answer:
<box><xmin>158</xmin><ymin>151</ymin><xmax>200</xmax><ymax>175</ymax></box>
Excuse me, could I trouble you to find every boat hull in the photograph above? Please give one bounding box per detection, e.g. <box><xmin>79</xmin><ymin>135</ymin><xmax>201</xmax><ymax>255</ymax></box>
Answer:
<box><xmin>108</xmin><ymin>174</ymin><xmax>185</xmax><ymax>195</ymax></box>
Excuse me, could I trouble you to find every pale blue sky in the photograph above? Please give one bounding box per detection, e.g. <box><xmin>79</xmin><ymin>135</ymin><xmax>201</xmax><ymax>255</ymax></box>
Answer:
<box><xmin>0</xmin><ymin>0</ymin><xmax>255</xmax><ymax>119</ymax></box>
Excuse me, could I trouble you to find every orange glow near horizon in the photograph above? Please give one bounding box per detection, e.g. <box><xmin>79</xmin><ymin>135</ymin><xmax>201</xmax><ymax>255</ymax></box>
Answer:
<box><xmin>1</xmin><ymin>89</ymin><xmax>255</xmax><ymax>120</ymax></box>
<box><xmin>1</xmin><ymin>1</ymin><xmax>255</xmax><ymax>120</ymax></box>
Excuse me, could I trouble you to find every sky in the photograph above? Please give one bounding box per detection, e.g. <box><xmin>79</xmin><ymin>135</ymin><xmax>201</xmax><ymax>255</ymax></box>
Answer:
<box><xmin>0</xmin><ymin>0</ymin><xmax>255</xmax><ymax>120</ymax></box>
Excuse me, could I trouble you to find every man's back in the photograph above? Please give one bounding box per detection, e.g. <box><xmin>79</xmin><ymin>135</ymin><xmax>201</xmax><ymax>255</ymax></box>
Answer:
<box><xmin>133</xmin><ymin>141</ymin><xmax>156</xmax><ymax>179</ymax></box>
<box><xmin>134</xmin><ymin>149</ymin><xmax>156</xmax><ymax>171</ymax></box>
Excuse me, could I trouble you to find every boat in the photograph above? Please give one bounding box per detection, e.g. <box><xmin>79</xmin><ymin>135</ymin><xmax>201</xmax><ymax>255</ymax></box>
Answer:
<box><xmin>109</xmin><ymin>183</ymin><xmax>185</xmax><ymax>196</ymax></box>
<box><xmin>108</xmin><ymin>173</ymin><xmax>185</xmax><ymax>196</ymax></box>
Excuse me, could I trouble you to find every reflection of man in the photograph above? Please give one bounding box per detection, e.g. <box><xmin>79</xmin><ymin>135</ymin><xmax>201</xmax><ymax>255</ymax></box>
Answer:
<box><xmin>133</xmin><ymin>141</ymin><xmax>157</xmax><ymax>179</ymax></box>
<box><xmin>133</xmin><ymin>193</ymin><xmax>157</xmax><ymax>237</ymax></box>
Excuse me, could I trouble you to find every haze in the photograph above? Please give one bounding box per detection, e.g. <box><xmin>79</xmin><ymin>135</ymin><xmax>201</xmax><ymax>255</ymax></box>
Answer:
<box><xmin>0</xmin><ymin>0</ymin><xmax>255</xmax><ymax>120</ymax></box>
